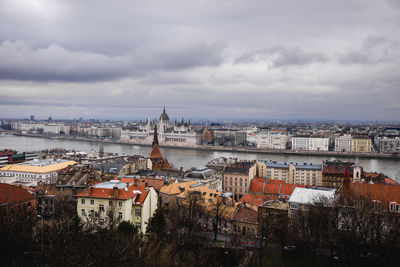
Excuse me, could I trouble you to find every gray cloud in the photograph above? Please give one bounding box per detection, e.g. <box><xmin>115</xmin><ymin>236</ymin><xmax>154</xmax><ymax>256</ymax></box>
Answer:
<box><xmin>0</xmin><ymin>0</ymin><xmax>399</xmax><ymax>120</ymax></box>
<box><xmin>0</xmin><ymin>40</ymin><xmax>225</xmax><ymax>82</ymax></box>
<box><xmin>234</xmin><ymin>46</ymin><xmax>327</xmax><ymax>68</ymax></box>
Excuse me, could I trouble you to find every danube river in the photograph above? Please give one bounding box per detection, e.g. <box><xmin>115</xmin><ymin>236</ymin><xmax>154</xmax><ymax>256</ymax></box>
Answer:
<box><xmin>1</xmin><ymin>136</ymin><xmax>400</xmax><ymax>181</ymax></box>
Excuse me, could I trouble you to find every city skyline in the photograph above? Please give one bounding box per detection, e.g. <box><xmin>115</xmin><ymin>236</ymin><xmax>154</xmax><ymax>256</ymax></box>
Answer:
<box><xmin>1</xmin><ymin>0</ymin><xmax>400</xmax><ymax>120</ymax></box>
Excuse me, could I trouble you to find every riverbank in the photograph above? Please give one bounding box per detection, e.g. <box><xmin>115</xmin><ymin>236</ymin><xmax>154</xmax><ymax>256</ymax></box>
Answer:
<box><xmin>14</xmin><ymin>133</ymin><xmax>400</xmax><ymax>160</ymax></box>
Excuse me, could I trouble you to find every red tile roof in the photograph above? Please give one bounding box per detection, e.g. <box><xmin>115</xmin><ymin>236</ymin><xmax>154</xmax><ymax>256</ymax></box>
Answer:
<box><xmin>119</xmin><ymin>177</ymin><xmax>169</xmax><ymax>191</ymax></box>
<box><xmin>249</xmin><ymin>177</ymin><xmax>309</xmax><ymax>198</ymax></box>
<box><xmin>133</xmin><ymin>190</ymin><xmax>149</xmax><ymax>206</ymax></box>
<box><xmin>238</xmin><ymin>194</ymin><xmax>265</xmax><ymax>206</ymax></box>
<box><xmin>76</xmin><ymin>184</ymin><xmax>146</xmax><ymax>200</ymax></box>
<box><xmin>0</xmin><ymin>184</ymin><xmax>35</xmax><ymax>205</ymax></box>
<box><xmin>348</xmin><ymin>183</ymin><xmax>400</xmax><ymax>204</ymax></box>
<box><xmin>233</xmin><ymin>206</ymin><xmax>258</xmax><ymax>224</ymax></box>
<box><xmin>384</xmin><ymin>177</ymin><xmax>398</xmax><ymax>185</ymax></box>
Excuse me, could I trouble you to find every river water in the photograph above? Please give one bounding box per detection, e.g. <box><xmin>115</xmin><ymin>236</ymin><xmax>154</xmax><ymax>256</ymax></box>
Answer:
<box><xmin>1</xmin><ymin>136</ymin><xmax>399</xmax><ymax>181</ymax></box>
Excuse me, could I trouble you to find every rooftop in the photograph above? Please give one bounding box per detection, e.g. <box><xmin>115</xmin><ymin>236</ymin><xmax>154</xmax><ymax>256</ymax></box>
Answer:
<box><xmin>288</xmin><ymin>187</ymin><xmax>336</xmax><ymax>205</ymax></box>
<box><xmin>0</xmin><ymin>183</ymin><xmax>35</xmax><ymax>205</ymax></box>
<box><xmin>0</xmin><ymin>159</ymin><xmax>77</xmax><ymax>174</ymax></box>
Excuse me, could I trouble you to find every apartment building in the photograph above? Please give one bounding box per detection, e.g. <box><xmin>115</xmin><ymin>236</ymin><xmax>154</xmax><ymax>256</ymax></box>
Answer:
<box><xmin>256</xmin><ymin>132</ymin><xmax>289</xmax><ymax>149</ymax></box>
<box><xmin>256</xmin><ymin>160</ymin><xmax>323</xmax><ymax>186</ymax></box>
<box><xmin>352</xmin><ymin>137</ymin><xmax>371</xmax><ymax>153</ymax></box>
<box><xmin>291</xmin><ymin>137</ymin><xmax>329</xmax><ymax>151</ymax></box>
<box><xmin>76</xmin><ymin>180</ymin><xmax>157</xmax><ymax>233</ymax></box>
<box><xmin>223</xmin><ymin>161</ymin><xmax>257</xmax><ymax>201</ymax></box>
<box><xmin>335</xmin><ymin>135</ymin><xmax>353</xmax><ymax>152</ymax></box>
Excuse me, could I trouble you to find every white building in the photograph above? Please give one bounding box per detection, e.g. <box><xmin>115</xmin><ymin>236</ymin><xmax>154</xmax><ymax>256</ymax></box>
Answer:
<box><xmin>121</xmin><ymin>108</ymin><xmax>198</xmax><ymax>147</ymax></box>
<box><xmin>287</xmin><ymin>187</ymin><xmax>336</xmax><ymax>218</ymax></box>
<box><xmin>292</xmin><ymin>137</ymin><xmax>329</xmax><ymax>151</ymax></box>
<box><xmin>42</xmin><ymin>124</ymin><xmax>70</xmax><ymax>135</ymax></box>
<box><xmin>335</xmin><ymin>135</ymin><xmax>353</xmax><ymax>152</ymax></box>
<box><xmin>257</xmin><ymin>132</ymin><xmax>289</xmax><ymax>149</ymax></box>
<box><xmin>76</xmin><ymin>180</ymin><xmax>158</xmax><ymax>233</ymax></box>
<box><xmin>0</xmin><ymin>159</ymin><xmax>77</xmax><ymax>185</ymax></box>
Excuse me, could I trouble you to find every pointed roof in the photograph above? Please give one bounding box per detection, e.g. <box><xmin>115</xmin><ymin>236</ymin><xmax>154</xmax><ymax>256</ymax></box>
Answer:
<box><xmin>149</xmin><ymin>145</ymin><xmax>163</xmax><ymax>159</ymax></box>
<box><xmin>152</xmin><ymin>124</ymin><xmax>159</xmax><ymax>146</ymax></box>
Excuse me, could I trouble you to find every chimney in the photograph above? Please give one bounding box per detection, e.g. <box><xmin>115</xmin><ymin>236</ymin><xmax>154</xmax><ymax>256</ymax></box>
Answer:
<box><xmin>113</xmin><ymin>186</ymin><xmax>118</xmax><ymax>198</ymax></box>
<box><xmin>85</xmin><ymin>185</ymin><xmax>91</xmax><ymax>196</ymax></box>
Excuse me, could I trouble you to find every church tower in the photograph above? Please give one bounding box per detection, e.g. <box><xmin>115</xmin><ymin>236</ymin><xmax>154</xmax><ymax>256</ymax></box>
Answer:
<box><xmin>149</xmin><ymin>124</ymin><xmax>170</xmax><ymax>170</ymax></box>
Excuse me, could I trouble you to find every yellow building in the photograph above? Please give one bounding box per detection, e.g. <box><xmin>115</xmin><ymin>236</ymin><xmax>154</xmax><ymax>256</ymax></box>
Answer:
<box><xmin>256</xmin><ymin>160</ymin><xmax>323</xmax><ymax>186</ymax></box>
<box><xmin>76</xmin><ymin>180</ymin><xmax>157</xmax><ymax>233</ymax></box>
<box><xmin>352</xmin><ymin>138</ymin><xmax>371</xmax><ymax>153</ymax></box>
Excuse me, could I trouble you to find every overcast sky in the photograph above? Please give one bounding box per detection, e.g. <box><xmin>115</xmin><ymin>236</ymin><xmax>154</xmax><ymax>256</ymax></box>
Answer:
<box><xmin>0</xmin><ymin>0</ymin><xmax>399</xmax><ymax>121</ymax></box>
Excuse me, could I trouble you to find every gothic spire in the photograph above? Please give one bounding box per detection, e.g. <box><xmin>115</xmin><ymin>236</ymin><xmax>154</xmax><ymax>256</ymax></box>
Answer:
<box><xmin>152</xmin><ymin>124</ymin><xmax>159</xmax><ymax>146</ymax></box>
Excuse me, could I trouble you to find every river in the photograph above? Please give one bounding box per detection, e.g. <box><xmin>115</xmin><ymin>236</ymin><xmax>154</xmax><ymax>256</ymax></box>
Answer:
<box><xmin>1</xmin><ymin>136</ymin><xmax>399</xmax><ymax>181</ymax></box>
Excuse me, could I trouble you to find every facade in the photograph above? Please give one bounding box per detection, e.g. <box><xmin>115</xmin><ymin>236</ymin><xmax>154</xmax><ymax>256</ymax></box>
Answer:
<box><xmin>121</xmin><ymin>108</ymin><xmax>198</xmax><ymax>147</ymax></box>
<box><xmin>223</xmin><ymin>161</ymin><xmax>257</xmax><ymax>201</ymax></box>
<box><xmin>231</xmin><ymin>203</ymin><xmax>258</xmax><ymax>238</ymax></box>
<box><xmin>292</xmin><ymin>137</ymin><xmax>329</xmax><ymax>151</ymax></box>
<box><xmin>335</xmin><ymin>135</ymin><xmax>353</xmax><ymax>152</ymax></box>
<box><xmin>287</xmin><ymin>187</ymin><xmax>336</xmax><ymax>219</ymax></box>
<box><xmin>352</xmin><ymin>137</ymin><xmax>371</xmax><ymax>153</ymax></box>
<box><xmin>376</xmin><ymin>137</ymin><xmax>400</xmax><ymax>153</ymax></box>
<box><xmin>256</xmin><ymin>160</ymin><xmax>323</xmax><ymax>186</ymax></box>
<box><xmin>322</xmin><ymin>160</ymin><xmax>363</xmax><ymax>188</ymax></box>
<box><xmin>76</xmin><ymin>180</ymin><xmax>157</xmax><ymax>233</ymax></box>
<box><xmin>235</xmin><ymin>131</ymin><xmax>247</xmax><ymax>146</ymax></box>
<box><xmin>0</xmin><ymin>159</ymin><xmax>77</xmax><ymax>185</ymax></box>
<box><xmin>256</xmin><ymin>132</ymin><xmax>289</xmax><ymax>150</ymax></box>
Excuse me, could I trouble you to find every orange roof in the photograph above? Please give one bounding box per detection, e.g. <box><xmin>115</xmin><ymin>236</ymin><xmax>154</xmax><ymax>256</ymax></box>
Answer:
<box><xmin>233</xmin><ymin>205</ymin><xmax>258</xmax><ymax>224</ymax></box>
<box><xmin>384</xmin><ymin>177</ymin><xmax>398</xmax><ymax>185</ymax></box>
<box><xmin>348</xmin><ymin>183</ymin><xmax>400</xmax><ymax>204</ymax></box>
<box><xmin>0</xmin><ymin>184</ymin><xmax>35</xmax><ymax>205</ymax></box>
<box><xmin>138</xmin><ymin>177</ymin><xmax>166</xmax><ymax>191</ymax></box>
<box><xmin>160</xmin><ymin>181</ymin><xmax>197</xmax><ymax>195</ymax></box>
<box><xmin>133</xmin><ymin>189</ymin><xmax>149</xmax><ymax>206</ymax></box>
<box><xmin>249</xmin><ymin>177</ymin><xmax>308</xmax><ymax>197</ymax></box>
<box><xmin>238</xmin><ymin>194</ymin><xmax>265</xmax><ymax>206</ymax></box>
<box><xmin>76</xmin><ymin>184</ymin><xmax>146</xmax><ymax>200</ymax></box>
<box><xmin>149</xmin><ymin>144</ymin><xmax>163</xmax><ymax>159</ymax></box>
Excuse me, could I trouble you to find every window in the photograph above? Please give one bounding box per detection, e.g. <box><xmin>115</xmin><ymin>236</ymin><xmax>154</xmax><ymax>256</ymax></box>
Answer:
<box><xmin>389</xmin><ymin>202</ymin><xmax>400</xmax><ymax>213</ymax></box>
<box><xmin>90</xmin><ymin>199</ymin><xmax>94</xmax><ymax>205</ymax></box>
<box><xmin>135</xmin><ymin>222</ymin><xmax>141</xmax><ymax>230</ymax></box>
<box><xmin>135</xmin><ymin>208</ymin><xmax>141</xmax><ymax>217</ymax></box>
<box><xmin>99</xmin><ymin>204</ymin><xmax>104</xmax><ymax>212</ymax></box>
<box><xmin>118</xmin><ymin>212</ymin><xmax>123</xmax><ymax>220</ymax></box>
<box><xmin>289</xmin><ymin>203</ymin><xmax>298</xmax><ymax>210</ymax></box>
<box><xmin>90</xmin><ymin>210</ymin><xmax>94</xmax><ymax>216</ymax></box>
<box><xmin>118</xmin><ymin>201</ymin><xmax>123</xmax><ymax>207</ymax></box>
<box><xmin>81</xmin><ymin>199</ymin><xmax>85</xmax><ymax>205</ymax></box>
<box><xmin>81</xmin><ymin>209</ymin><xmax>86</xmax><ymax>216</ymax></box>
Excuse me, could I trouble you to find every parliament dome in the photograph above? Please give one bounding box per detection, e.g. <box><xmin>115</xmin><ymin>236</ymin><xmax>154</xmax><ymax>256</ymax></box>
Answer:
<box><xmin>159</xmin><ymin>107</ymin><xmax>169</xmax><ymax>122</ymax></box>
